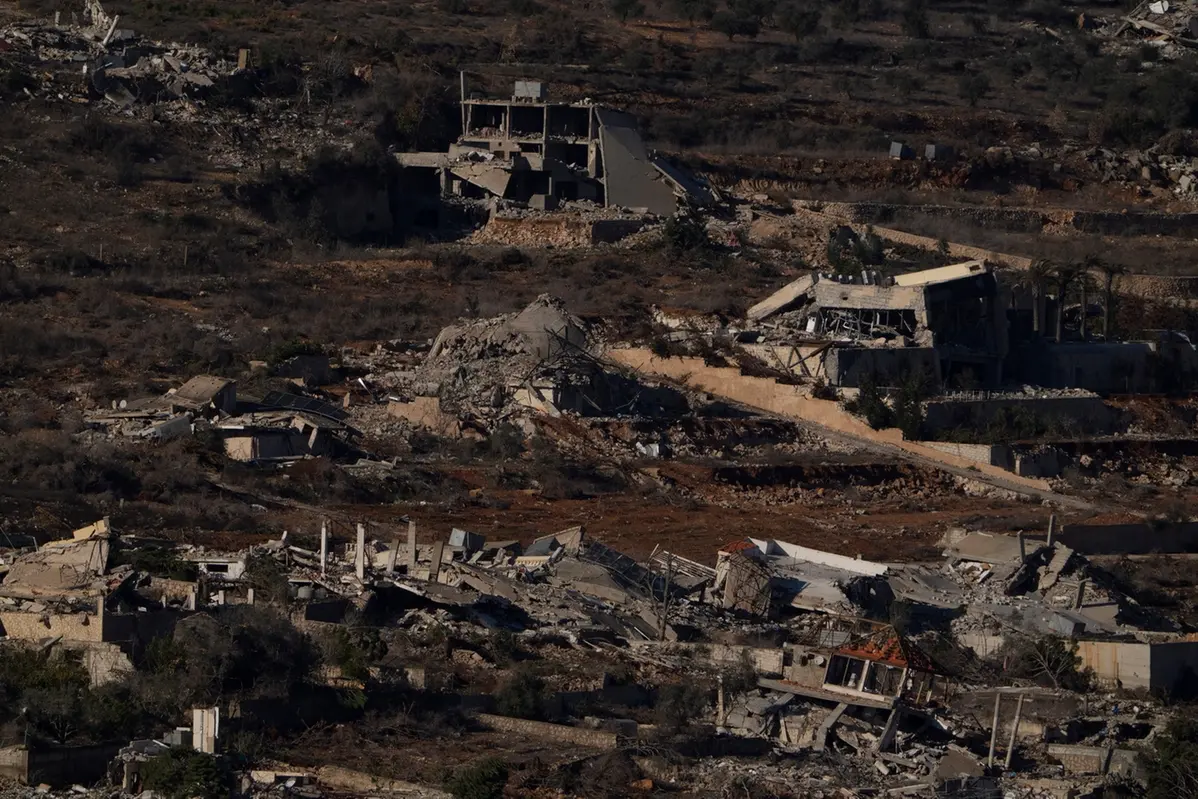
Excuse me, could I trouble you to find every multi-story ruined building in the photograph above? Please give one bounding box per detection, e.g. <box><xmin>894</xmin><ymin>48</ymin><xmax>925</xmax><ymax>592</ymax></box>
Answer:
<box><xmin>395</xmin><ymin>78</ymin><xmax>712</xmax><ymax>221</ymax></box>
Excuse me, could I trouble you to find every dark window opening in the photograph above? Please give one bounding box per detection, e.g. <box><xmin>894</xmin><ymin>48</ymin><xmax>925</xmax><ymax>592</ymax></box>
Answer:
<box><xmin>510</xmin><ymin>105</ymin><xmax>545</xmax><ymax>137</ymax></box>
<box><xmin>468</xmin><ymin>104</ymin><xmax>506</xmax><ymax>135</ymax></box>
<box><xmin>547</xmin><ymin>106</ymin><xmax>592</xmax><ymax>138</ymax></box>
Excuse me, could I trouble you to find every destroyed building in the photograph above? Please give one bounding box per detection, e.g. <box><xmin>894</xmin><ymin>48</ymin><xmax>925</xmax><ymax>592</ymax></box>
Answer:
<box><xmin>746</xmin><ymin>261</ymin><xmax>1009</xmax><ymax>388</ymax></box>
<box><xmin>746</xmin><ymin>259</ymin><xmax>1198</xmax><ymax>394</ymax></box>
<box><xmin>395</xmin><ymin>78</ymin><xmax>714</xmax><ymax>223</ymax></box>
<box><xmin>382</xmin><ymin>295</ymin><xmax>689</xmax><ymax>428</ymax></box>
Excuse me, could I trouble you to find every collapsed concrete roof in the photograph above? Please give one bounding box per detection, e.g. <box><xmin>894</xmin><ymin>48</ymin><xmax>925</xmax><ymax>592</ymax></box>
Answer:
<box><xmin>1</xmin><ymin>521</ymin><xmax>112</xmax><ymax>598</ymax></box>
<box><xmin>745</xmin><ymin>261</ymin><xmax>993</xmax><ymax>324</ymax></box>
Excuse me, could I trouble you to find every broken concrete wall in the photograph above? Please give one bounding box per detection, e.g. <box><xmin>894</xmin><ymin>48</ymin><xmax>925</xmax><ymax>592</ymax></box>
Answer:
<box><xmin>26</xmin><ymin>742</ymin><xmax>124</xmax><ymax>787</ymax></box>
<box><xmin>1148</xmin><ymin>640</ymin><xmax>1198</xmax><ymax>694</ymax></box>
<box><xmin>782</xmin><ymin>649</ymin><xmax>833</xmax><ymax>689</ymax></box>
<box><xmin>223</xmin><ymin>430</ymin><xmax>314</xmax><ymax>461</ymax></box>
<box><xmin>922</xmin><ymin>395</ymin><xmax>1114</xmax><ymax>435</ymax></box>
<box><xmin>1010</xmin><ymin>339</ymin><xmax>1198</xmax><ymax>394</ymax></box>
<box><xmin>1076</xmin><ymin>640</ymin><xmax>1152</xmax><ymax>690</ymax></box>
<box><xmin>387</xmin><ymin>396</ymin><xmax>464</xmax><ymax>438</ymax></box>
<box><xmin>0</xmin><ymin>746</ymin><xmax>27</xmax><ymax>782</ymax></box>
<box><xmin>596</xmin><ymin>109</ymin><xmax>676</xmax><ymax>215</ymax></box>
<box><xmin>824</xmin><ymin>347</ymin><xmax>940</xmax><ymax>388</ymax></box>
<box><xmin>1012</xmin><ymin>446</ymin><xmax>1067</xmax><ymax>478</ymax></box>
<box><xmin>1056</xmin><ymin>521</ymin><xmax>1198</xmax><ymax>555</ymax></box>
<box><xmin>919</xmin><ymin>441</ymin><xmax>1011</xmax><ymax>469</ymax></box>
<box><xmin>60</xmin><ymin>641</ymin><xmax>134</xmax><ymax>686</ymax></box>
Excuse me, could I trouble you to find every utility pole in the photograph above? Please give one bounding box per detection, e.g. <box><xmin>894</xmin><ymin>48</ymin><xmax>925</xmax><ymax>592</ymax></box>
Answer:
<box><xmin>1004</xmin><ymin>693</ymin><xmax>1026</xmax><ymax>770</ymax></box>
<box><xmin>987</xmin><ymin>692</ymin><xmax>1002</xmax><ymax>767</ymax></box>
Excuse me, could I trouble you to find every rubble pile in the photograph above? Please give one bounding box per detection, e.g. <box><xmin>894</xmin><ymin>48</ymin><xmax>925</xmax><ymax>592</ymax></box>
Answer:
<box><xmin>412</xmin><ymin>295</ymin><xmax>593</xmax><ymax>400</ymax></box>
<box><xmin>0</xmin><ymin>501</ymin><xmax>1189</xmax><ymax>798</ymax></box>
<box><xmin>0</xmin><ymin>0</ymin><xmax>230</xmax><ymax>107</ymax></box>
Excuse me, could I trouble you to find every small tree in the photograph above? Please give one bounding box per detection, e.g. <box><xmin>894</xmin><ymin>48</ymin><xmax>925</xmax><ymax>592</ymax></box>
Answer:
<box><xmin>1001</xmin><ymin>636</ymin><xmax>1092</xmax><ymax>691</ymax></box>
<box><xmin>1143</xmin><ymin>716</ymin><xmax>1198</xmax><ymax>799</ymax></box>
<box><xmin>901</xmin><ymin>0</ymin><xmax>930</xmax><ymax>37</ymax></box>
<box><xmin>845</xmin><ymin>372</ymin><xmax>894</xmax><ymax>430</ymax></box>
<box><xmin>671</xmin><ymin>0</ymin><xmax>716</xmax><ymax>22</ymax></box>
<box><xmin>777</xmin><ymin>2</ymin><xmax>821</xmax><ymax>39</ymax></box>
<box><xmin>611</xmin><ymin>0</ymin><xmax>645</xmax><ymax>22</ymax></box>
<box><xmin>663</xmin><ymin>205</ymin><xmax>710</xmax><ymax>253</ymax></box>
<box><xmin>893</xmin><ymin>370</ymin><xmax>930</xmax><ymax>440</ymax></box>
<box><xmin>655</xmin><ymin>682</ymin><xmax>709</xmax><ymax>732</ymax></box>
<box><xmin>958</xmin><ymin>73</ymin><xmax>991</xmax><ymax>107</ymax></box>
<box><xmin>711</xmin><ymin>10</ymin><xmax>761</xmax><ymax>39</ymax></box>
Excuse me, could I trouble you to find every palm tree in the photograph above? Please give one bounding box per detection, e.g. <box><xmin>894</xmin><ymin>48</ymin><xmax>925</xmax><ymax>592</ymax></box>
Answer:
<box><xmin>1024</xmin><ymin>259</ymin><xmax>1055</xmax><ymax>336</ymax></box>
<box><xmin>1093</xmin><ymin>259</ymin><xmax>1127</xmax><ymax>340</ymax></box>
<box><xmin>1053</xmin><ymin>262</ymin><xmax>1084</xmax><ymax>343</ymax></box>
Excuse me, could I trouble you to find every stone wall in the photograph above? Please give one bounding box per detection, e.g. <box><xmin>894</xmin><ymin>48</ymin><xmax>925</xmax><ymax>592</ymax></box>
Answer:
<box><xmin>0</xmin><ymin>611</ymin><xmax>102</xmax><ymax>642</ymax></box>
<box><xmin>0</xmin><ymin>746</ymin><xmax>27</xmax><ymax>782</ymax></box>
<box><xmin>923</xmin><ymin>395</ymin><xmax>1114</xmax><ymax>434</ymax></box>
<box><xmin>314</xmin><ymin>766</ymin><xmax>451</xmax><ymax>798</ymax></box>
<box><xmin>919</xmin><ymin>441</ymin><xmax>1009</xmax><ymax>469</ymax></box>
<box><xmin>477</xmin><ymin>216</ymin><xmax>644</xmax><ymax>247</ymax></box>
<box><xmin>475</xmin><ymin>713</ymin><xmax>619</xmax><ymax>749</ymax></box>
<box><xmin>1047</xmin><ymin>744</ymin><xmax>1109</xmax><ymax>775</ymax></box>
<box><xmin>26</xmin><ymin>742</ymin><xmax>123</xmax><ymax>787</ymax></box>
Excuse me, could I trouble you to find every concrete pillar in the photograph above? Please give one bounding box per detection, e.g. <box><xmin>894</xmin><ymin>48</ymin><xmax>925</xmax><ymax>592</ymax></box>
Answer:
<box><xmin>386</xmin><ymin>540</ymin><xmax>399</xmax><ymax>574</ymax></box>
<box><xmin>1005</xmin><ymin>693</ymin><xmax>1025</xmax><ymax>770</ymax></box>
<box><xmin>429</xmin><ymin>540</ymin><xmax>445</xmax><ymax>582</ymax></box>
<box><xmin>1017</xmin><ymin>531</ymin><xmax>1025</xmax><ymax>561</ymax></box>
<box><xmin>1047</xmin><ymin>514</ymin><xmax>1056</xmax><ymax>547</ymax></box>
<box><xmin>1075</xmin><ymin>579</ymin><xmax>1088</xmax><ymax>610</ymax></box>
<box><xmin>192</xmin><ymin>707</ymin><xmax>219</xmax><ymax>754</ymax></box>
<box><xmin>857</xmin><ymin>661</ymin><xmax>872</xmax><ymax>692</ymax></box>
<box><xmin>407</xmin><ymin>520</ymin><xmax>417</xmax><ymax>571</ymax></box>
<box><xmin>246</xmin><ymin>588</ymin><xmax>255</xmax><ymax>606</ymax></box>
<box><xmin>355</xmin><ymin>524</ymin><xmax>366</xmax><ymax>580</ymax></box>
<box><xmin>716</xmin><ymin>674</ymin><xmax>726</xmax><ymax>726</ymax></box>
<box><xmin>987</xmin><ymin>692</ymin><xmax>1002</xmax><ymax>767</ymax></box>
<box><xmin>320</xmin><ymin>520</ymin><xmax>328</xmax><ymax>576</ymax></box>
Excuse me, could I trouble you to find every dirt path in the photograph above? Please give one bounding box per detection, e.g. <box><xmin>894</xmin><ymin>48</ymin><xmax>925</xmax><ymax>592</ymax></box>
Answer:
<box><xmin>608</xmin><ymin>348</ymin><xmax>1096</xmax><ymax>512</ymax></box>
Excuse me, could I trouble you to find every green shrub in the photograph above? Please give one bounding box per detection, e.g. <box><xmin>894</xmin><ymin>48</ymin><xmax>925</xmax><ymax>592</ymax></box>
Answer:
<box><xmin>494</xmin><ymin>668</ymin><xmax>546</xmax><ymax>720</ymax></box>
<box><xmin>663</xmin><ymin>205</ymin><xmax>710</xmax><ymax>254</ymax></box>
<box><xmin>445</xmin><ymin>757</ymin><xmax>508</xmax><ymax>799</ymax></box>
<box><xmin>141</xmin><ymin>749</ymin><xmax>230</xmax><ymax>799</ymax></box>
<box><xmin>654</xmin><ymin>682</ymin><xmax>708</xmax><ymax>731</ymax></box>
<box><xmin>844</xmin><ymin>373</ymin><xmax>893</xmax><ymax>430</ymax></box>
